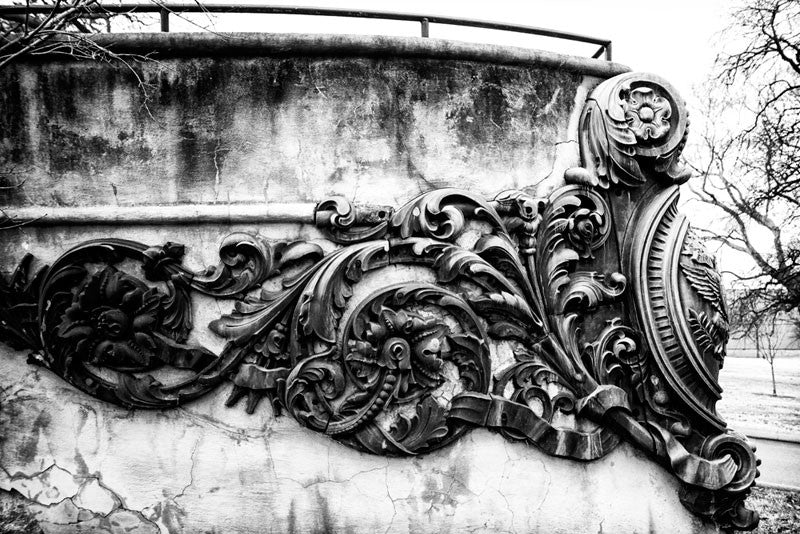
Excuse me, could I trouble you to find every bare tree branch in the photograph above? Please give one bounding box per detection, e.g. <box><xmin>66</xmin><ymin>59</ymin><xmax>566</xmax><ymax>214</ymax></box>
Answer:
<box><xmin>691</xmin><ymin>0</ymin><xmax>800</xmax><ymax>325</ymax></box>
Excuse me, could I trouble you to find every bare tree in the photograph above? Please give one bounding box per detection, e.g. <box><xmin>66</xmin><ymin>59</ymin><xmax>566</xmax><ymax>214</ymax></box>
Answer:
<box><xmin>0</xmin><ymin>1</ymin><xmax>127</xmax><ymax>70</ymax></box>
<box><xmin>0</xmin><ymin>1</ymin><xmax>159</xmax><ymax>232</ymax></box>
<box><xmin>756</xmin><ymin>321</ymin><xmax>786</xmax><ymax>397</ymax></box>
<box><xmin>727</xmin><ymin>289</ymin><xmax>794</xmax><ymax>395</ymax></box>
<box><xmin>689</xmin><ymin>0</ymin><xmax>800</xmax><ymax>322</ymax></box>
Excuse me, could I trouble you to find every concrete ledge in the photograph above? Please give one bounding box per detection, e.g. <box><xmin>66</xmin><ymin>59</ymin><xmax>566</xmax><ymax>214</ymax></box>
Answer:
<box><xmin>4</xmin><ymin>203</ymin><xmax>317</xmax><ymax>226</ymax></box>
<box><xmin>51</xmin><ymin>32</ymin><xmax>635</xmax><ymax>78</ymax></box>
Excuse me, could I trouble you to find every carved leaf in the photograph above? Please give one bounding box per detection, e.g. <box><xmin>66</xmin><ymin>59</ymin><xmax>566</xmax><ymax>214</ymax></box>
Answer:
<box><xmin>297</xmin><ymin>242</ymin><xmax>388</xmax><ymax>343</ymax></box>
<box><xmin>188</xmin><ymin>235</ymin><xmax>324</xmax><ymax>298</ymax></box>
<box><xmin>473</xmin><ymin>233</ymin><xmax>540</xmax><ymax>303</ymax></box>
<box><xmin>433</xmin><ymin>246</ymin><xmax>519</xmax><ymax>296</ymax></box>
<box><xmin>558</xmin><ymin>271</ymin><xmax>626</xmax><ymax>314</ymax></box>
<box><xmin>160</xmin><ymin>281</ymin><xmax>192</xmax><ymax>342</ymax></box>
<box><xmin>0</xmin><ymin>254</ymin><xmax>47</xmax><ymax>351</ymax></box>
<box><xmin>681</xmin><ymin>262</ymin><xmax>728</xmax><ymax>321</ymax></box>
<box><xmin>687</xmin><ymin>308</ymin><xmax>727</xmax><ymax>363</ymax></box>
<box><xmin>210</xmin><ymin>264</ymin><xmax>321</xmax><ymax>342</ymax></box>
<box><xmin>389</xmin><ymin>396</ymin><xmax>450</xmax><ymax>451</ymax></box>
<box><xmin>390</xmin><ymin>188</ymin><xmax>507</xmax><ymax>241</ymax></box>
<box><xmin>468</xmin><ymin>291</ymin><xmax>541</xmax><ymax>340</ymax></box>
<box><xmin>315</xmin><ymin>196</ymin><xmax>392</xmax><ymax>244</ymax></box>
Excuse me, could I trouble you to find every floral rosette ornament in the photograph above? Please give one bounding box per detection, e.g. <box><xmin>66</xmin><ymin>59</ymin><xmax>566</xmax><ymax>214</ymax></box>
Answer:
<box><xmin>55</xmin><ymin>266</ymin><xmax>215</xmax><ymax>375</ymax></box>
<box><xmin>57</xmin><ymin>267</ymin><xmax>164</xmax><ymax>370</ymax></box>
<box><xmin>346</xmin><ymin>307</ymin><xmax>449</xmax><ymax>397</ymax></box>
<box><xmin>622</xmin><ymin>86</ymin><xmax>672</xmax><ymax>143</ymax></box>
<box><xmin>565</xmin><ymin>206</ymin><xmax>606</xmax><ymax>258</ymax></box>
<box><xmin>568</xmin><ymin>72</ymin><xmax>691</xmax><ymax>188</ymax></box>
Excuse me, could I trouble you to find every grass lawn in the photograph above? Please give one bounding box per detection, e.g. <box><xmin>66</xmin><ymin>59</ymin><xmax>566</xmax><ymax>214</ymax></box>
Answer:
<box><xmin>748</xmin><ymin>487</ymin><xmax>800</xmax><ymax>534</ymax></box>
<box><xmin>717</xmin><ymin>356</ymin><xmax>800</xmax><ymax>435</ymax></box>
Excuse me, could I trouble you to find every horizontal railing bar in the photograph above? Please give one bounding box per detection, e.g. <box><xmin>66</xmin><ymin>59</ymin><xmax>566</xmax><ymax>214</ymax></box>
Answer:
<box><xmin>0</xmin><ymin>2</ymin><xmax>612</xmax><ymax>58</ymax></box>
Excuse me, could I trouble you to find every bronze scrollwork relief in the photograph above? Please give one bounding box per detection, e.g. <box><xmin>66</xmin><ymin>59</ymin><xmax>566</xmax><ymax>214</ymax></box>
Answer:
<box><xmin>0</xmin><ymin>72</ymin><xmax>760</xmax><ymax>530</ymax></box>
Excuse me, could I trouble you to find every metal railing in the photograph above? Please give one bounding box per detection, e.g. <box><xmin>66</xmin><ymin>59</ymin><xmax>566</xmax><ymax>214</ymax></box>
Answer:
<box><xmin>0</xmin><ymin>2</ymin><xmax>613</xmax><ymax>60</ymax></box>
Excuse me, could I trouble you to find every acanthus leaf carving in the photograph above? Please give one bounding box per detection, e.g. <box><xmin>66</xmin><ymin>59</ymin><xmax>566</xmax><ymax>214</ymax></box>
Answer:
<box><xmin>0</xmin><ymin>253</ymin><xmax>46</xmax><ymax>351</ymax></box>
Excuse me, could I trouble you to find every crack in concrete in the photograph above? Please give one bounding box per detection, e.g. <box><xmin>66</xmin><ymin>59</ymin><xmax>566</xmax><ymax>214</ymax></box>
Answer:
<box><xmin>1</xmin><ymin>462</ymin><xmax>63</xmax><ymax>483</ymax></box>
<box><xmin>1</xmin><ymin>461</ymin><xmax>161</xmax><ymax>533</ymax></box>
<box><xmin>537</xmin><ymin>458</ymin><xmax>552</xmax><ymax>513</ymax></box>
<box><xmin>172</xmin><ymin>438</ymin><xmax>201</xmax><ymax>503</ymax></box>
<box><xmin>382</xmin><ymin>465</ymin><xmax>398</xmax><ymax>534</ymax></box>
<box><xmin>212</xmin><ymin>139</ymin><xmax>223</xmax><ymax>202</ymax></box>
<box><xmin>175</xmin><ymin>406</ymin><xmax>271</xmax><ymax>439</ymax></box>
<box><xmin>500</xmin><ymin>440</ymin><xmax>518</xmax><ymax>533</ymax></box>
<box><xmin>275</xmin><ymin>462</ymin><xmax>389</xmax><ymax>490</ymax></box>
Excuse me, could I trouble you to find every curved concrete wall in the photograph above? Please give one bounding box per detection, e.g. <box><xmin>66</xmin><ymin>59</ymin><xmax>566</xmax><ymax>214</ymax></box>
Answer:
<box><xmin>0</xmin><ymin>34</ymin><xmax>719</xmax><ymax>534</ymax></box>
<box><xmin>0</xmin><ymin>33</ymin><xmax>626</xmax><ymax>210</ymax></box>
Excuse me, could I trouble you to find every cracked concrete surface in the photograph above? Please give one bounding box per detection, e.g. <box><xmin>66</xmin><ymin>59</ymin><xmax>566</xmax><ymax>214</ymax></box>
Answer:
<box><xmin>0</xmin><ymin>345</ymin><xmax>722</xmax><ymax>534</ymax></box>
<box><xmin>0</xmin><ymin>45</ymin><xmax>719</xmax><ymax>534</ymax></box>
<box><xmin>2</xmin><ymin>55</ymin><xmax>601</xmax><ymax>210</ymax></box>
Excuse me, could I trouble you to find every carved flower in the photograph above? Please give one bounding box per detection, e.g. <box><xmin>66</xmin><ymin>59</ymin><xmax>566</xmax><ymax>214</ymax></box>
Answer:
<box><xmin>565</xmin><ymin>207</ymin><xmax>605</xmax><ymax>258</ymax></box>
<box><xmin>624</xmin><ymin>87</ymin><xmax>671</xmax><ymax>142</ymax></box>
<box><xmin>57</xmin><ymin>266</ymin><xmax>163</xmax><ymax>369</ymax></box>
<box><xmin>142</xmin><ymin>241</ymin><xmax>185</xmax><ymax>281</ymax></box>
<box><xmin>346</xmin><ymin>308</ymin><xmax>448</xmax><ymax>392</ymax></box>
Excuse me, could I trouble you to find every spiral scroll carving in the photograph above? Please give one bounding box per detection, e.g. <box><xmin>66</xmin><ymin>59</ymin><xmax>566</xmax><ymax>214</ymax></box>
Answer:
<box><xmin>285</xmin><ymin>283</ymin><xmax>490</xmax><ymax>455</ymax></box>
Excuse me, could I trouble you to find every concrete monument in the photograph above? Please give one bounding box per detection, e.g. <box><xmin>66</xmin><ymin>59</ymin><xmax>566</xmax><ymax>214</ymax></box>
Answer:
<box><xmin>0</xmin><ymin>33</ymin><xmax>759</xmax><ymax>533</ymax></box>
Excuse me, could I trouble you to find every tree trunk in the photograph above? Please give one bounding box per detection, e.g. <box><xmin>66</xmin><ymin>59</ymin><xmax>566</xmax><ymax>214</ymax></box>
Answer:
<box><xmin>770</xmin><ymin>359</ymin><xmax>777</xmax><ymax>396</ymax></box>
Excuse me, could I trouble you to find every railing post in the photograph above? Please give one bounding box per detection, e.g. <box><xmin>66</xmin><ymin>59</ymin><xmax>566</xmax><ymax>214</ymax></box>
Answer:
<box><xmin>420</xmin><ymin>18</ymin><xmax>429</xmax><ymax>38</ymax></box>
<box><xmin>160</xmin><ymin>8</ymin><xmax>169</xmax><ymax>32</ymax></box>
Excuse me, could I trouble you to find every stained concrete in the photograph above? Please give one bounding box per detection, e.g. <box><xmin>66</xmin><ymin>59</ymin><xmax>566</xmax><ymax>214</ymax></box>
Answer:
<box><xmin>0</xmin><ymin>345</ymin><xmax>720</xmax><ymax>534</ymax></box>
<box><xmin>0</xmin><ymin>34</ymin><xmax>718</xmax><ymax>533</ymax></box>
<box><xmin>0</xmin><ymin>36</ymin><xmax>605</xmax><ymax>209</ymax></box>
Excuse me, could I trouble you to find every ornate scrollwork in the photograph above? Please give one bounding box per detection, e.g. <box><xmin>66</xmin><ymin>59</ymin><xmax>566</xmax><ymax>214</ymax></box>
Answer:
<box><xmin>0</xmin><ymin>71</ymin><xmax>760</xmax><ymax>530</ymax></box>
<box><xmin>0</xmin><ymin>254</ymin><xmax>45</xmax><ymax>351</ymax></box>
<box><xmin>286</xmin><ymin>283</ymin><xmax>490</xmax><ymax>455</ymax></box>
<box><xmin>565</xmin><ymin>72</ymin><xmax>691</xmax><ymax>188</ymax></box>
<box><xmin>315</xmin><ymin>196</ymin><xmax>394</xmax><ymax>244</ymax></box>
<box><xmin>585</xmin><ymin>319</ymin><xmax>642</xmax><ymax>387</ymax></box>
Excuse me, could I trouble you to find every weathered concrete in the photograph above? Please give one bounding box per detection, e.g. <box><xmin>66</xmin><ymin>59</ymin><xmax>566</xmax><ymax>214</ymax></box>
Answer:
<box><xmin>0</xmin><ymin>344</ymin><xmax>719</xmax><ymax>534</ymax></box>
<box><xmin>0</xmin><ymin>34</ymin><xmax>720</xmax><ymax>533</ymax></box>
<box><xmin>0</xmin><ymin>34</ymin><xmax>621</xmax><ymax>210</ymax></box>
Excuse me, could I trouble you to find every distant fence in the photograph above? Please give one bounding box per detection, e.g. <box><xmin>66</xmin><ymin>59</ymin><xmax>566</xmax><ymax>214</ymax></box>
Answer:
<box><xmin>728</xmin><ymin>320</ymin><xmax>799</xmax><ymax>357</ymax></box>
<box><xmin>728</xmin><ymin>348</ymin><xmax>800</xmax><ymax>358</ymax></box>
